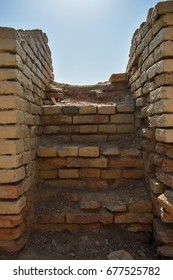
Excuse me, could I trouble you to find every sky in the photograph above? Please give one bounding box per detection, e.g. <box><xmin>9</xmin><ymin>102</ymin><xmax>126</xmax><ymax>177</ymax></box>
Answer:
<box><xmin>0</xmin><ymin>0</ymin><xmax>160</xmax><ymax>85</ymax></box>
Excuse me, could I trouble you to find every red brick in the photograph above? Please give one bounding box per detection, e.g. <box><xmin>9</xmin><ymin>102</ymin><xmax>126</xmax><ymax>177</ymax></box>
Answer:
<box><xmin>109</xmin><ymin>158</ymin><xmax>143</xmax><ymax>168</ymax></box>
<box><xmin>114</xmin><ymin>212</ymin><xmax>153</xmax><ymax>224</ymax></box>
<box><xmin>0</xmin><ymin>184</ymin><xmax>24</xmax><ymax>199</ymax></box>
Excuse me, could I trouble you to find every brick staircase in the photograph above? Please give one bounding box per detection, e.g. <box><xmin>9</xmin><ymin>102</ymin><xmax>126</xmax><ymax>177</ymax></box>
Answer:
<box><xmin>31</xmin><ymin>78</ymin><xmax>154</xmax><ymax>233</ymax></box>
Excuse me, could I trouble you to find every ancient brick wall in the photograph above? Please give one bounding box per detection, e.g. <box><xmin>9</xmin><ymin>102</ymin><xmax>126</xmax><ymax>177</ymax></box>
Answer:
<box><xmin>0</xmin><ymin>27</ymin><xmax>53</xmax><ymax>253</ymax></box>
<box><xmin>127</xmin><ymin>1</ymin><xmax>173</xmax><ymax>256</ymax></box>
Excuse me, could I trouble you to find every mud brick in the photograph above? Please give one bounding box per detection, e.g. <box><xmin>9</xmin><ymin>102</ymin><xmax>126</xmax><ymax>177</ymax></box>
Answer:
<box><xmin>73</xmin><ymin>115</ymin><xmax>109</xmax><ymax>124</ymax></box>
<box><xmin>57</xmin><ymin>146</ymin><xmax>78</xmax><ymax>157</ymax></box>
<box><xmin>62</xmin><ymin>105</ymin><xmax>79</xmax><ymax>114</ymax></box>
<box><xmin>117</xmin><ymin>125</ymin><xmax>134</xmax><ymax>133</ymax></box>
<box><xmin>0</xmin><ymin>184</ymin><xmax>24</xmax><ymax>199</ymax></box>
<box><xmin>149</xmin><ymin>177</ymin><xmax>164</xmax><ymax>194</ymax></box>
<box><xmin>79</xmin><ymin>105</ymin><xmax>97</xmax><ymax>114</ymax></box>
<box><xmin>80</xmin><ymin>125</ymin><xmax>97</xmax><ymax>134</ymax></box>
<box><xmin>161</xmin><ymin>209</ymin><xmax>173</xmax><ymax>223</ymax></box>
<box><xmin>80</xmin><ymin>168</ymin><xmax>101</xmax><ymax>178</ymax></box>
<box><xmin>0</xmin><ymin>196</ymin><xmax>26</xmax><ymax>215</ymax></box>
<box><xmin>114</xmin><ymin>212</ymin><xmax>153</xmax><ymax>224</ymax></box>
<box><xmin>38</xmin><ymin>170</ymin><xmax>57</xmax><ymax>179</ymax></box>
<box><xmin>66</xmin><ymin>157</ymin><xmax>107</xmax><ymax>168</ymax></box>
<box><xmin>44</xmin><ymin>125</ymin><xmax>80</xmax><ymax>134</ymax></box>
<box><xmin>109</xmin><ymin>158</ymin><xmax>143</xmax><ymax>168</ymax></box>
<box><xmin>0</xmin><ymin>215</ymin><xmax>22</xmax><ymax>228</ymax></box>
<box><xmin>42</xmin><ymin>115</ymin><xmax>72</xmax><ymax>125</ymax></box>
<box><xmin>150</xmin><ymin>87</ymin><xmax>173</xmax><ymax>103</ymax></box>
<box><xmin>37</xmin><ymin>146</ymin><xmax>57</xmax><ymax>157</ymax></box>
<box><xmin>99</xmin><ymin>124</ymin><xmax>116</xmax><ymax>133</ymax></box>
<box><xmin>78</xmin><ymin>147</ymin><xmax>99</xmax><ymax>157</ymax></box>
<box><xmin>0</xmin><ymin>224</ymin><xmax>25</xmax><ymax>241</ymax></box>
<box><xmin>0</xmin><ymin>167</ymin><xmax>25</xmax><ymax>183</ymax></box>
<box><xmin>117</xmin><ymin>104</ymin><xmax>134</xmax><ymax>112</ymax></box>
<box><xmin>36</xmin><ymin>213</ymin><xmax>65</xmax><ymax>224</ymax></box>
<box><xmin>111</xmin><ymin>114</ymin><xmax>134</xmax><ymax>123</ymax></box>
<box><xmin>58</xmin><ymin>169</ymin><xmax>79</xmax><ymax>179</ymax></box>
<box><xmin>122</xmin><ymin>169</ymin><xmax>144</xmax><ymax>179</ymax></box>
<box><xmin>101</xmin><ymin>169</ymin><xmax>122</xmax><ymax>179</ymax></box>
<box><xmin>97</xmin><ymin>105</ymin><xmax>116</xmax><ymax>114</ymax></box>
<box><xmin>101</xmin><ymin>146</ymin><xmax>120</xmax><ymax>156</ymax></box>
<box><xmin>37</xmin><ymin>158</ymin><xmax>65</xmax><ymax>170</ymax></box>
<box><xmin>155</xmin><ymin>129</ymin><xmax>173</xmax><ymax>143</ymax></box>
<box><xmin>43</xmin><ymin>105</ymin><xmax>62</xmax><ymax>115</ymax></box>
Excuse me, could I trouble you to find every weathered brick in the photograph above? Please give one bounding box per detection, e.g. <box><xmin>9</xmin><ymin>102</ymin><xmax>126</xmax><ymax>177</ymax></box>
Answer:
<box><xmin>158</xmin><ymin>190</ymin><xmax>173</xmax><ymax>216</ymax></box>
<box><xmin>0</xmin><ymin>196</ymin><xmax>26</xmax><ymax>214</ymax></box>
<box><xmin>44</xmin><ymin>125</ymin><xmax>80</xmax><ymax>134</ymax></box>
<box><xmin>71</xmin><ymin>135</ymin><xmax>107</xmax><ymax>143</ymax></box>
<box><xmin>111</xmin><ymin>114</ymin><xmax>134</xmax><ymax>123</ymax></box>
<box><xmin>99</xmin><ymin>124</ymin><xmax>116</xmax><ymax>133</ymax></box>
<box><xmin>97</xmin><ymin>105</ymin><xmax>116</xmax><ymax>114</ymax></box>
<box><xmin>0</xmin><ymin>154</ymin><xmax>23</xmax><ymax>168</ymax></box>
<box><xmin>157</xmin><ymin>245</ymin><xmax>173</xmax><ymax>257</ymax></box>
<box><xmin>154</xmin><ymin>217</ymin><xmax>173</xmax><ymax>244</ymax></box>
<box><xmin>80</xmin><ymin>125</ymin><xmax>97</xmax><ymax>134</ymax></box>
<box><xmin>73</xmin><ymin>115</ymin><xmax>109</xmax><ymax>124</ymax></box>
<box><xmin>78</xmin><ymin>147</ymin><xmax>99</xmax><ymax>157</ymax></box>
<box><xmin>101</xmin><ymin>169</ymin><xmax>122</xmax><ymax>179</ymax></box>
<box><xmin>121</xmin><ymin>148</ymin><xmax>141</xmax><ymax>157</ymax></box>
<box><xmin>0</xmin><ymin>167</ymin><xmax>25</xmax><ymax>183</ymax></box>
<box><xmin>150</xmin><ymin>115</ymin><xmax>173</xmax><ymax>128</ymax></box>
<box><xmin>57</xmin><ymin>146</ymin><xmax>78</xmax><ymax>157</ymax></box>
<box><xmin>42</xmin><ymin>115</ymin><xmax>72</xmax><ymax>125</ymax></box>
<box><xmin>0</xmin><ymin>110</ymin><xmax>24</xmax><ymax>124</ymax></box>
<box><xmin>162</xmin><ymin>158</ymin><xmax>173</xmax><ymax>173</ymax></box>
<box><xmin>128</xmin><ymin>200</ymin><xmax>152</xmax><ymax>213</ymax></box>
<box><xmin>37</xmin><ymin>158</ymin><xmax>65</xmax><ymax>170</ymax></box>
<box><xmin>0</xmin><ymin>224</ymin><xmax>25</xmax><ymax>241</ymax></box>
<box><xmin>58</xmin><ymin>169</ymin><xmax>79</xmax><ymax>179</ymax></box>
<box><xmin>66</xmin><ymin>209</ymin><xmax>113</xmax><ymax>224</ymax></box>
<box><xmin>80</xmin><ymin>168</ymin><xmax>101</xmax><ymax>178</ymax></box>
<box><xmin>0</xmin><ymin>140</ymin><xmax>24</xmax><ymax>155</ymax></box>
<box><xmin>161</xmin><ymin>209</ymin><xmax>173</xmax><ymax>223</ymax></box>
<box><xmin>0</xmin><ymin>125</ymin><xmax>30</xmax><ymax>139</ymax></box>
<box><xmin>117</xmin><ymin>125</ymin><xmax>134</xmax><ymax>133</ymax></box>
<box><xmin>43</xmin><ymin>105</ymin><xmax>62</xmax><ymax>115</ymax></box>
<box><xmin>150</xmin><ymin>177</ymin><xmax>164</xmax><ymax>194</ymax></box>
<box><xmin>109</xmin><ymin>158</ymin><xmax>143</xmax><ymax>168</ymax></box>
<box><xmin>37</xmin><ymin>146</ymin><xmax>57</xmax><ymax>157</ymax></box>
<box><xmin>155</xmin><ymin>129</ymin><xmax>173</xmax><ymax>143</ymax></box>
<box><xmin>0</xmin><ymin>81</ymin><xmax>23</xmax><ymax>95</ymax></box>
<box><xmin>66</xmin><ymin>157</ymin><xmax>107</xmax><ymax>168</ymax></box>
<box><xmin>122</xmin><ymin>169</ymin><xmax>144</xmax><ymax>179</ymax></box>
<box><xmin>101</xmin><ymin>146</ymin><xmax>120</xmax><ymax>156</ymax></box>
<box><xmin>0</xmin><ymin>215</ymin><xmax>22</xmax><ymax>228</ymax></box>
<box><xmin>79</xmin><ymin>105</ymin><xmax>97</xmax><ymax>114</ymax></box>
<box><xmin>46</xmin><ymin>179</ymin><xmax>87</xmax><ymax>189</ymax></box>
<box><xmin>0</xmin><ymin>184</ymin><xmax>24</xmax><ymax>199</ymax></box>
<box><xmin>114</xmin><ymin>212</ymin><xmax>153</xmax><ymax>224</ymax></box>
<box><xmin>62</xmin><ymin>105</ymin><xmax>79</xmax><ymax>114</ymax></box>
<box><xmin>117</xmin><ymin>104</ymin><xmax>134</xmax><ymax>112</ymax></box>
<box><xmin>156</xmin><ymin>170</ymin><xmax>173</xmax><ymax>188</ymax></box>
<box><xmin>0</xmin><ymin>53</ymin><xmax>22</xmax><ymax>68</ymax></box>
<box><xmin>38</xmin><ymin>170</ymin><xmax>57</xmax><ymax>179</ymax></box>
<box><xmin>150</xmin><ymin>87</ymin><xmax>173</xmax><ymax>103</ymax></box>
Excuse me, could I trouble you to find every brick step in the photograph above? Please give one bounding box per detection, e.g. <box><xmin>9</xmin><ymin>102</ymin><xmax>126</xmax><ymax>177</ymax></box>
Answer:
<box><xmin>37</xmin><ymin>137</ymin><xmax>144</xmax><ymax>187</ymax></box>
<box><xmin>42</xmin><ymin>101</ymin><xmax>135</xmax><ymax>138</ymax></box>
<box><xmin>32</xmin><ymin>182</ymin><xmax>153</xmax><ymax>232</ymax></box>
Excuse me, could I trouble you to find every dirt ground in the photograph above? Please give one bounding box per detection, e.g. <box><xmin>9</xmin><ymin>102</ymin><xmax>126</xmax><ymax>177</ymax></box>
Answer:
<box><xmin>0</xmin><ymin>225</ymin><xmax>161</xmax><ymax>260</ymax></box>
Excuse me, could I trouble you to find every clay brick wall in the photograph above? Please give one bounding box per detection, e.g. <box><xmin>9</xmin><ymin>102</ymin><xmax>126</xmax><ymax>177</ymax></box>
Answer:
<box><xmin>0</xmin><ymin>27</ymin><xmax>53</xmax><ymax>252</ymax></box>
<box><xmin>127</xmin><ymin>1</ymin><xmax>173</xmax><ymax>255</ymax></box>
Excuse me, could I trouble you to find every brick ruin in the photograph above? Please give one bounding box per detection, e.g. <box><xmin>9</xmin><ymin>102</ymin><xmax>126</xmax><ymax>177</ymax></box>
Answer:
<box><xmin>0</xmin><ymin>1</ymin><xmax>173</xmax><ymax>258</ymax></box>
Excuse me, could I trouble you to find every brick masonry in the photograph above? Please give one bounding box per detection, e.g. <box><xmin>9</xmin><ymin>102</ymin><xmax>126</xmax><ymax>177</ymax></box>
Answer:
<box><xmin>1</xmin><ymin>1</ymin><xmax>173</xmax><ymax>257</ymax></box>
